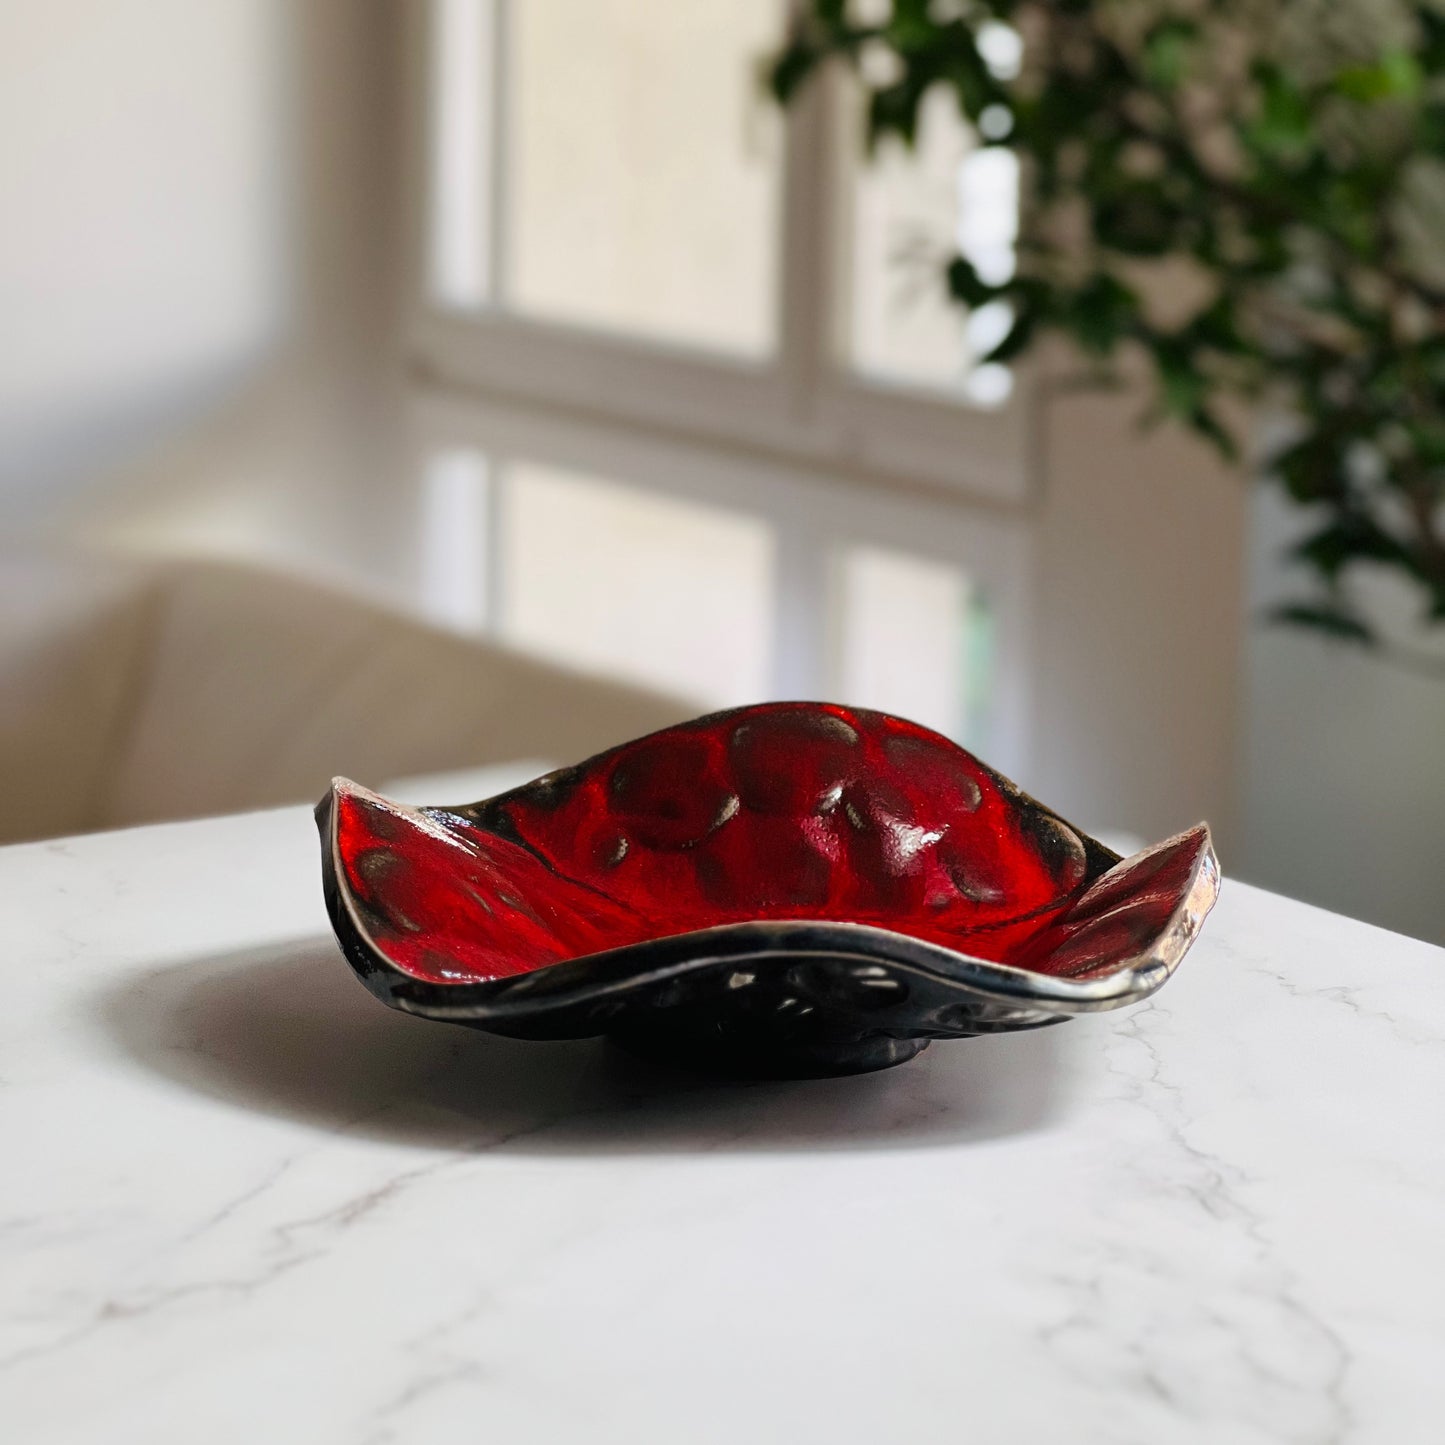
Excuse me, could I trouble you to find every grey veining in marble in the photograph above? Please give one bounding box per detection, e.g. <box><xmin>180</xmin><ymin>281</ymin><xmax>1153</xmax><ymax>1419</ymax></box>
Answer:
<box><xmin>1</xmin><ymin>790</ymin><xmax>1442</xmax><ymax>1444</ymax></box>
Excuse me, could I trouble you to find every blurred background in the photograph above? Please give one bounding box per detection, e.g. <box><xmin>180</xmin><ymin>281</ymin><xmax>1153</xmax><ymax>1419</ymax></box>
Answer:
<box><xmin>2</xmin><ymin>0</ymin><xmax>1442</xmax><ymax>943</ymax></box>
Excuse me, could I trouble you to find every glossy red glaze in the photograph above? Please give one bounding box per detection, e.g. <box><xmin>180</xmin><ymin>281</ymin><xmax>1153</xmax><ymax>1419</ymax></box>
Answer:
<box><xmin>331</xmin><ymin>703</ymin><xmax>1207</xmax><ymax>985</ymax></box>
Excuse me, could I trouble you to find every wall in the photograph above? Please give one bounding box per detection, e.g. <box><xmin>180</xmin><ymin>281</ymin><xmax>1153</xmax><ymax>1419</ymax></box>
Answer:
<box><xmin>1235</xmin><ymin>488</ymin><xmax>1445</xmax><ymax>945</ymax></box>
<box><xmin>1025</xmin><ymin>371</ymin><xmax>1248</xmax><ymax>852</ymax></box>
<box><xmin>1</xmin><ymin>1</ymin><xmax>285</xmax><ymax>520</ymax></box>
<box><xmin>0</xmin><ymin>0</ymin><xmax>405</xmax><ymax>590</ymax></box>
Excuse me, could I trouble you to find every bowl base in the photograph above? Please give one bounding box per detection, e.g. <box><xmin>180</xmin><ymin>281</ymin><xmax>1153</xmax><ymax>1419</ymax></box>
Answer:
<box><xmin>607</xmin><ymin>1027</ymin><xmax>930</xmax><ymax>1079</ymax></box>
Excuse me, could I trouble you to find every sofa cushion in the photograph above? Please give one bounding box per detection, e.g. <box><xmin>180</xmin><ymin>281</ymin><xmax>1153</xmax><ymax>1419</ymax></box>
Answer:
<box><xmin>98</xmin><ymin>559</ymin><xmax>691</xmax><ymax>828</ymax></box>
<box><xmin>0</xmin><ymin>556</ymin><xmax>156</xmax><ymax>843</ymax></box>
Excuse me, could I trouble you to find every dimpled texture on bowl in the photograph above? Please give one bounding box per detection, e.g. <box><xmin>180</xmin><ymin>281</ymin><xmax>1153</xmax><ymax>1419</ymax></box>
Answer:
<box><xmin>326</xmin><ymin>703</ymin><xmax>1201</xmax><ymax>984</ymax></box>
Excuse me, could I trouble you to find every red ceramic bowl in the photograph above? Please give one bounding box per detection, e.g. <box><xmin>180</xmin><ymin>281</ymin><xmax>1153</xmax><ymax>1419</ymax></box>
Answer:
<box><xmin>318</xmin><ymin>703</ymin><xmax>1219</xmax><ymax>1076</ymax></box>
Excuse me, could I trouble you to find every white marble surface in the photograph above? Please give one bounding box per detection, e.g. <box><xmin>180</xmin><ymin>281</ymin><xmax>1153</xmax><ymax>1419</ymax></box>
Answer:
<box><xmin>2</xmin><ymin>791</ymin><xmax>1443</xmax><ymax>1445</ymax></box>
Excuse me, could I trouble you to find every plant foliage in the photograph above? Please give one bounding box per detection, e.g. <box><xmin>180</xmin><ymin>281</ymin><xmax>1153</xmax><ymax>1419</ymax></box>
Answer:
<box><xmin>773</xmin><ymin>0</ymin><xmax>1445</xmax><ymax>643</ymax></box>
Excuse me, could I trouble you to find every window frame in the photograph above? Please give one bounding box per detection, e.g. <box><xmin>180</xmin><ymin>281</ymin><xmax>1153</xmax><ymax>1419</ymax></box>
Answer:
<box><xmin>399</xmin><ymin>0</ymin><xmax>1037</xmax><ymax>509</ymax></box>
<box><xmin>405</xmin><ymin>383</ymin><xmax>1035</xmax><ymax>778</ymax></box>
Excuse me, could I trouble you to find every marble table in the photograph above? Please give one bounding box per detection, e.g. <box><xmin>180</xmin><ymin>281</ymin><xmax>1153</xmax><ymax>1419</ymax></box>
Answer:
<box><xmin>2</xmin><ymin>787</ymin><xmax>1442</xmax><ymax>1444</ymax></box>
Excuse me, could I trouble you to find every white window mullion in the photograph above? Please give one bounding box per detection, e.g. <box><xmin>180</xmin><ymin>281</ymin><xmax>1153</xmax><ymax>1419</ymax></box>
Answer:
<box><xmin>482</xmin><ymin>448</ymin><xmax>509</xmax><ymax>632</ymax></box>
<box><xmin>486</xmin><ymin>0</ymin><xmax>511</xmax><ymax>303</ymax></box>
<box><xmin>769</xmin><ymin>513</ymin><xmax>831</xmax><ymax>701</ymax></box>
<box><xmin>775</xmin><ymin>42</ymin><xmax>836</xmax><ymax>423</ymax></box>
<box><xmin>428</xmin><ymin>0</ymin><xmax>495</xmax><ymax>308</ymax></box>
<box><xmin>420</xmin><ymin>448</ymin><xmax>491</xmax><ymax>631</ymax></box>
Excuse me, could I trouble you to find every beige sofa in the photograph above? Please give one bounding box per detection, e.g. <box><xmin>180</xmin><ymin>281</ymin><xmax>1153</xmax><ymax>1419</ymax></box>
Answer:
<box><xmin>0</xmin><ymin>553</ymin><xmax>692</xmax><ymax>845</ymax></box>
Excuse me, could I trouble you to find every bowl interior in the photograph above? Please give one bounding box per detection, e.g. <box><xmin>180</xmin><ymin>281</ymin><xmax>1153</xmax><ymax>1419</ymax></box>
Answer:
<box><xmin>327</xmin><ymin>704</ymin><xmax>1210</xmax><ymax>989</ymax></box>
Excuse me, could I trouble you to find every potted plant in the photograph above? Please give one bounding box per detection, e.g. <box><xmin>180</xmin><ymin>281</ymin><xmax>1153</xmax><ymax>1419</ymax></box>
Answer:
<box><xmin>774</xmin><ymin>0</ymin><xmax>1445</xmax><ymax>655</ymax></box>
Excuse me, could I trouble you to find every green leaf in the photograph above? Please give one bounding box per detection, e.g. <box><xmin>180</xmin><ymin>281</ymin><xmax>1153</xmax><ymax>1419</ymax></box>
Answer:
<box><xmin>1291</xmin><ymin>517</ymin><xmax>1416</xmax><ymax>580</ymax></box>
<box><xmin>1182</xmin><ymin>295</ymin><xmax>1248</xmax><ymax>357</ymax></box>
<box><xmin>1092</xmin><ymin>184</ymin><xmax>1181</xmax><ymax>258</ymax></box>
<box><xmin>1247</xmin><ymin>63</ymin><xmax>1314</xmax><ymax>162</ymax></box>
<box><xmin>946</xmin><ymin>256</ymin><xmax>1003</xmax><ymax>309</ymax></box>
<box><xmin>1406</xmin><ymin>421</ymin><xmax>1445</xmax><ymax>470</ymax></box>
<box><xmin>982</xmin><ymin>309</ymin><xmax>1037</xmax><ymax>365</ymax></box>
<box><xmin>1066</xmin><ymin>274</ymin><xmax>1137</xmax><ymax>355</ymax></box>
<box><xmin>1267</xmin><ymin>602</ymin><xmax>1376</xmax><ymax>644</ymax></box>
<box><xmin>887</xmin><ymin>8</ymin><xmax>939</xmax><ymax>54</ymax></box>
<box><xmin>1268</xmin><ymin>434</ymin><xmax>1351</xmax><ymax>504</ymax></box>
<box><xmin>868</xmin><ymin>79</ymin><xmax>930</xmax><ymax>145</ymax></box>
<box><xmin>1188</xmin><ymin>404</ymin><xmax>1240</xmax><ymax>461</ymax></box>
<box><xmin>770</xmin><ymin>43</ymin><xmax>820</xmax><ymax>104</ymax></box>
<box><xmin>1153</xmin><ymin>341</ymin><xmax>1206</xmax><ymax>418</ymax></box>
<box><xmin>1142</xmin><ymin>19</ymin><xmax>1197</xmax><ymax>92</ymax></box>
<box><xmin>1334</xmin><ymin>49</ymin><xmax>1423</xmax><ymax>104</ymax></box>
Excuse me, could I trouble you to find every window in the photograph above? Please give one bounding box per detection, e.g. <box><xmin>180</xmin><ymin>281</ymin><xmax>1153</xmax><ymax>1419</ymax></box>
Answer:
<box><xmin>420</xmin><ymin>449</ymin><xmax>492</xmax><ymax>631</ymax></box>
<box><xmin>431</xmin><ymin>0</ymin><xmax>783</xmax><ymax>356</ymax></box>
<box><xmin>831</xmin><ymin>543</ymin><xmax>985</xmax><ymax>743</ymax></box>
<box><xmin>844</xmin><ymin>86</ymin><xmax>1019</xmax><ymax>405</ymax></box>
<box><xmin>407</xmin><ymin>1</ymin><xmax>1033</xmax><ymax>768</ymax></box>
<box><xmin>499</xmin><ymin>461</ymin><xmax>776</xmax><ymax>706</ymax></box>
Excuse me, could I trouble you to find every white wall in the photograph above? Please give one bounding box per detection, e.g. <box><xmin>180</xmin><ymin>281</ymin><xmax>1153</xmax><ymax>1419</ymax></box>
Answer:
<box><xmin>1024</xmin><ymin>386</ymin><xmax>1445</xmax><ymax>950</ymax></box>
<box><xmin>0</xmin><ymin>0</ymin><xmax>405</xmax><ymax>589</ymax></box>
<box><xmin>1023</xmin><ymin>369</ymin><xmax>1248</xmax><ymax>853</ymax></box>
<box><xmin>1236</xmin><ymin>489</ymin><xmax>1445</xmax><ymax>945</ymax></box>
<box><xmin>0</xmin><ymin>0</ymin><xmax>287</xmax><ymax>517</ymax></box>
